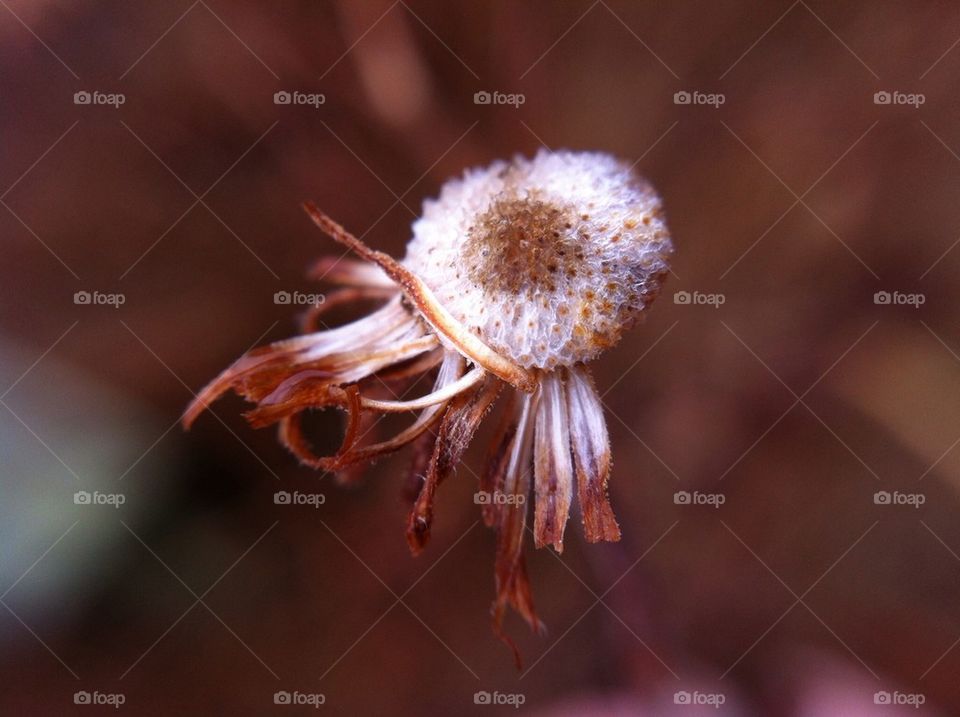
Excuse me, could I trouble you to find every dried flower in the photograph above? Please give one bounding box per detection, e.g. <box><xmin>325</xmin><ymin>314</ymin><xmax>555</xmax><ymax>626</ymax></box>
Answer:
<box><xmin>183</xmin><ymin>149</ymin><xmax>673</xmax><ymax>663</ymax></box>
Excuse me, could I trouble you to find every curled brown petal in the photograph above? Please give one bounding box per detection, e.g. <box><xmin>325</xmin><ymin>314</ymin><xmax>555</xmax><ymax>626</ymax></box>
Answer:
<box><xmin>323</xmin><ymin>352</ymin><xmax>464</xmax><ymax>470</ymax></box>
<box><xmin>567</xmin><ymin>365</ymin><xmax>621</xmax><ymax>543</ymax></box>
<box><xmin>278</xmin><ymin>412</ymin><xmax>325</xmax><ymax>470</ymax></box>
<box><xmin>244</xmin><ymin>373</ymin><xmax>344</xmax><ymax>429</ymax></box>
<box><xmin>183</xmin><ymin>297</ymin><xmax>412</xmax><ymax>428</ymax></box>
<box><xmin>243</xmin><ymin>335</ymin><xmax>439</xmax><ymax>426</ymax></box>
<box><xmin>300</xmin><ymin>287</ymin><xmax>396</xmax><ymax>333</ymax></box>
<box><xmin>275</xmin><ymin>391</ymin><xmax>374</xmax><ymax>486</ymax></box>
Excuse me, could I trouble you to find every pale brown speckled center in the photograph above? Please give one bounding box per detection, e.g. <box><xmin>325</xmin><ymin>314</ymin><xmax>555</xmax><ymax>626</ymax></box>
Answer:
<box><xmin>461</xmin><ymin>196</ymin><xmax>588</xmax><ymax>298</ymax></box>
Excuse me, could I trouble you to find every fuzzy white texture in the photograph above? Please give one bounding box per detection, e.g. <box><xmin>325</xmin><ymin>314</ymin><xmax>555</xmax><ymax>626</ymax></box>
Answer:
<box><xmin>403</xmin><ymin>150</ymin><xmax>673</xmax><ymax>370</ymax></box>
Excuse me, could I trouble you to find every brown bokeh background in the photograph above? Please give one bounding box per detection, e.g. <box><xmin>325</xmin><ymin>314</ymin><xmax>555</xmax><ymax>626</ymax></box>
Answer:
<box><xmin>2</xmin><ymin>1</ymin><xmax>960</xmax><ymax>714</ymax></box>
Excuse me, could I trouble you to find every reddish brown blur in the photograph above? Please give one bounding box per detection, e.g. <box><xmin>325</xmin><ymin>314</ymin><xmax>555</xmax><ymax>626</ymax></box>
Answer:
<box><xmin>1</xmin><ymin>2</ymin><xmax>959</xmax><ymax>715</ymax></box>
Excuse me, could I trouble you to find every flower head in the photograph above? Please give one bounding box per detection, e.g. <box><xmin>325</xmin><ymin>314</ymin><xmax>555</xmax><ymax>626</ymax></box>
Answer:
<box><xmin>406</xmin><ymin>150</ymin><xmax>672</xmax><ymax>368</ymax></box>
<box><xmin>184</xmin><ymin>149</ymin><xmax>673</xmax><ymax>665</ymax></box>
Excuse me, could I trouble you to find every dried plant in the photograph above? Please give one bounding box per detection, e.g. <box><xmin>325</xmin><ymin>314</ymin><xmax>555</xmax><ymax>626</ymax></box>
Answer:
<box><xmin>184</xmin><ymin>150</ymin><xmax>673</xmax><ymax>663</ymax></box>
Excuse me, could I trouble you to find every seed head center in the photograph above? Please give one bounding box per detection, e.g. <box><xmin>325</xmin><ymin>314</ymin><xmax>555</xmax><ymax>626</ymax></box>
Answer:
<box><xmin>463</xmin><ymin>196</ymin><xmax>582</xmax><ymax>296</ymax></box>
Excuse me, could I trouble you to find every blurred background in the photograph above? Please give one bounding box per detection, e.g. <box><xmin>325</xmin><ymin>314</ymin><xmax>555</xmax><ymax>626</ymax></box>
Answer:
<box><xmin>2</xmin><ymin>1</ymin><xmax>960</xmax><ymax>714</ymax></box>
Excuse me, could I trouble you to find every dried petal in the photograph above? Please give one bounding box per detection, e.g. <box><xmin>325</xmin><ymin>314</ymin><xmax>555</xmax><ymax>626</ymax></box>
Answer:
<box><xmin>183</xmin><ymin>297</ymin><xmax>412</xmax><ymax>427</ymax></box>
<box><xmin>533</xmin><ymin>373</ymin><xmax>574</xmax><ymax>552</ymax></box>
<box><xmin>406</xmin><ymin>375</ymin><xmax>501</xmax><ymax>554</ymax></box>
<box><xmin>567</xmin><ymin>365</ymin><xmax>621</xmax><ymax>542</ymax></box>
<box><xmin>300</xmin><ymin>287</ymin><xmax>395</xmax><ymax>333</ymax></box>
<box><xmin>491</xmin><ymin>391</ymin><xmax>545</xmax><ymax>667</ymax></box>
<box><xmin>402</xmin><ymin>429</ymin><xmax>437</xmax><ymax>504</ymax></box>
<box><xmin>324</xmin><ymin>352</ymin><xmax>463</xmax><ymax>470</ymax></box>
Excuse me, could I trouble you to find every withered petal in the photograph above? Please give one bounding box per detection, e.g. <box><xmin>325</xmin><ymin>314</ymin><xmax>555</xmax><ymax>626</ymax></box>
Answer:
<box><xmin>323</xmin><ymin>352</ymin><xmax>464</xmax><ymax>470</ymax></box>
<box><xmin>183</xmin><ymin>296</ymin><xmax>412</xmax><ymax>428</ymax></box>
<box><xmin>533</xmin><ymin>372</ymin><xmax>574</xmax><ymax>552</ymax></box>
<box><xmin>567</xmin><ymin>365</ymin><xmax>621</xmax><ymax>543</ymax></box>
<box><xmin>491</xmin><ymin>391</ymin><xmax>545</xmax><ymax>661</ymax></box>
<box><xmin>406</xmin><ymin>374</ymin><xmax>501</xmax><ymax>555</ymax></box>
<box><xmin>300</xmin><ymin>286</ymin><xmax>395</xmax><ymax>333</ymax></box>
<box><xmin>491</xmin><ymin>553</ymin><xmax>544</xmax><ymax>670</ymax></box>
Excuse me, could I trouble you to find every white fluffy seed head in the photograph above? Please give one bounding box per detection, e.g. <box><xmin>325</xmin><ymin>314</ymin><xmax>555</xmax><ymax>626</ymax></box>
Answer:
<box><xmin>402</xmin><ymin>150</ymin><xmax>673</xmax><ymax>370</ymax></box>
